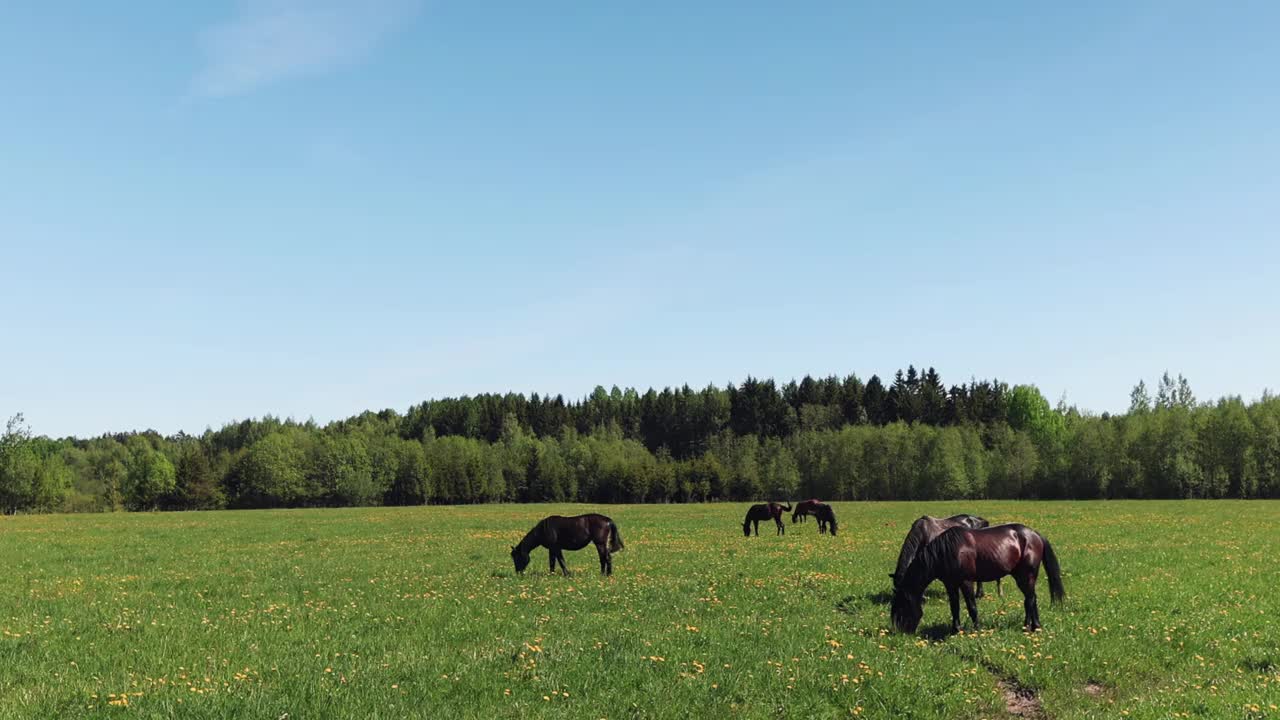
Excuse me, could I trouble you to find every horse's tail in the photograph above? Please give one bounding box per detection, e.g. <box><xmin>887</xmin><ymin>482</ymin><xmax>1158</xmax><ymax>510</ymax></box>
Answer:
<box><xmin>1041</xmin><ymin>535</ymin><xmax>1065</xmax><ymax>603</ymax></box>
<box><xmin>779</xmin><ymin>502</ymin><xmax>792</xmax><ymax>512</ymax></box>
<box><xmin>609</xmin><ymin>521</ymin><xmax>625</xmax><ymax>553</ymax></box>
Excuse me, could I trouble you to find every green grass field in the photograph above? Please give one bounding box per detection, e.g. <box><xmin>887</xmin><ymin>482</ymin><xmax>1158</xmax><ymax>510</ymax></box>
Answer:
<box><xmin>2</xmin><ymin>502</ymin><xmax>1278</xmax><ymax>719</ymax></box>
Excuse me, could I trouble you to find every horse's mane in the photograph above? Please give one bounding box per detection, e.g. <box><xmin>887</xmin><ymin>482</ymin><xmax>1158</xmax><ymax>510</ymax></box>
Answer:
<box><xmin>893</xmin><ymin>517</ymin><xmax>934</xmax><ymax>582</ymax></box>
<box><xmin>902</xmin><ymin>526</ymin><xmax>966</xmax><ymax>592</ymax></box>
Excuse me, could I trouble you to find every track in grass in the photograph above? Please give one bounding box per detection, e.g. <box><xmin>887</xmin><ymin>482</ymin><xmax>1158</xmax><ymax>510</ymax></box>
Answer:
<box><xmin>2</xmin><ymin>501</ymin><xmax>1278</xmax><ymax>719</ymax></box>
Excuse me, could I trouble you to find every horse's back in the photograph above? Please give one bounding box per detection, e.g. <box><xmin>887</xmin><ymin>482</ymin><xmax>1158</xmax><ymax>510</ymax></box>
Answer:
<box><xmin>966</xmin><ymin>523</ymin><xmax>1042</xmax><ymax>566</ymax></box>
<box><xmin>543</xmin><ymin>513</ymin><xmax>612</xmax><ymax>524</ymax></box>
<box><xmin>946</xmin><ymin>514</ymin><xmax>989</xmax><ymax>529</ymax></box>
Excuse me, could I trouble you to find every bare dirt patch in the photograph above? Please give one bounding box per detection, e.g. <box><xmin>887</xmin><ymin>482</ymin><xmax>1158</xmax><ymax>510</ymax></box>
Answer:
<box><xmin>998</xmin><ymin>678</ymin><xmax>1046</xmax><ymax>718</ymax></box>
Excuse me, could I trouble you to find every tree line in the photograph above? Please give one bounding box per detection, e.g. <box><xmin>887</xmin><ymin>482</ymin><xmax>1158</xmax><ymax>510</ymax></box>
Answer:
<box><xmin>3</xmin><ymin>368</ymin><xmax>1279</xmax><ymax>514</ymax></box>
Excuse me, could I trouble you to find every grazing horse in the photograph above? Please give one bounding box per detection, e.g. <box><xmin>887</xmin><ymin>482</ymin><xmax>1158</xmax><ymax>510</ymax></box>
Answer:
<box><xmin>891</xmin><ymin>524</ymin><xmax>1064</xmax><ymax>635</ymax></box>
<box><xmin>891</xmin><ymin>514</ymin><xmax>1001</xmax><ymax>597</ymax></box>
<box><xmin>511</xmin><ymin>514</ymin><xmax>624</xmax><ymax>576</ymax></box>
<box><xmin>791</xmin><ymin>499</ymin><xmax>824</xmax><ymax>524</ymax></box>
<box><xmin>813</xmin><ymin>503</ymin><xmax>838</xmax><ymax>535</ymax></box>
<box><xmin>743</xmin><ymin>502</ymin><xmax>791</xmax><ymax>536</ymax></box>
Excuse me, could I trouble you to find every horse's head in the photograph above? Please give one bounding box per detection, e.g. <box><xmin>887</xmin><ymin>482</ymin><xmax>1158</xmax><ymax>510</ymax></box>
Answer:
<box><xmin>890</xmin><ymin>587</ymin><xmax>923</xmax><ymax>633</ymax></box>
<box><xmin>510</xmin><ymin>545</ymin><xmax>530</xmax><ymax>574</ymax></box>
<box><xmin>742</xmin><ymin>520</ymin><xmax>752</xmax><ymax>537</ymax></box>
<box><xmin>828</xmin><ymin>519</ymin><xmax>838</xmax><ymax>536</ymax></box>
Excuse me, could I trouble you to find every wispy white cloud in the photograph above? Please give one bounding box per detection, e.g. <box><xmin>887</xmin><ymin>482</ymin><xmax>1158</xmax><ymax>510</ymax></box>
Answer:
<box><xmin>192</xmin><ymin>0</ymin><xmax>418</xmax><ymax>98</ymax></box>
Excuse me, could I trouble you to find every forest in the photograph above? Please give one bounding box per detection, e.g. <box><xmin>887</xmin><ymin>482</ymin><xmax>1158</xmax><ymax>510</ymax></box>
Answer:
<box><xmin>3</xmin><ymin>367</ymin><xmax>1279</xmax><ymax>513</ymax></box>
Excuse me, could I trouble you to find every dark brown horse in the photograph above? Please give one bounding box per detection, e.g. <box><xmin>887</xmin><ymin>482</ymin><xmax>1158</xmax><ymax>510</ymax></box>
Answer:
<box><xmin>791</xmin><ymin>499</ymin><xmax>823</xmax><ymax>524</ymax></box>
<box><xmin>813</xmin><ymin>503</ymin><xmax>838</xmax><ymax>535</ymax></box>
<box><xmin>743</xmin><ymin>502</ymin><xmax>791</xmax><ymax>536</ymax></box>
<box><xmin>511</xmin><ymin>514</ymin><xmax>624</xmax><ymax>576</ymax></box>
<box><xmin>891</xmin><ymin>524</ymin><xmax>1064</xmax><ymax>635</ymax></box>
<box><xmin>891</xmin><ymin>514</ymin><xmax>1001</xmax><ymax>597</ymax></box>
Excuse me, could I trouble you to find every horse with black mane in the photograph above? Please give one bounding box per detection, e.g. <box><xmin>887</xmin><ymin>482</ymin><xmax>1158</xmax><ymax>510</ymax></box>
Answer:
<box><xmin>743</xmin><ymin>502</ymin><xmax>791</xmax><ymax>536</ymax></box>
<box><xmin>891</xmin><ymin>514</ymin><xmax>1001</xmax><ymax>597</ymax></box>
<box><xmin>511</xmin><ymin>514</ymin><xmax>624</xmax><ymax>576</ymax></box>
<box><xmin>791</xmin><ymin>499</ymin><xmax>824</xmax><ymax>524</ymax></box>
<box><xmin>891</xmin><ymin>523</ymin><xmax>1064</xmax><ymax>635</ymax></box>
<box><xmin>813</xmin><ymin>503</ymin><xmax>838</xmax><ymax>535</ymax></box>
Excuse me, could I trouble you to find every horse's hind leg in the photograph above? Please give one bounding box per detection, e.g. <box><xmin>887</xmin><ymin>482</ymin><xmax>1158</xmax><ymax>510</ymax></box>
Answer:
<box><xmin>960</xmin><ymin>581</ymin><xmax>980</xmax><ymax>629</ymax></box>
<box><xmin>1014</xmin><ymin>572</ymin><xmax>1040</xmax><ymax>631</ymax></box>
<box><xmin>596</xmin><ymin>543</ymin><xmax>611</xmax><ymax>576</ymax></box>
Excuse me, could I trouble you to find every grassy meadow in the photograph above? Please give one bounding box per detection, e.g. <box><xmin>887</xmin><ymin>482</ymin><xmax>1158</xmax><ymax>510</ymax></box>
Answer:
<box><xmin>1</xmin><ymin>501</ymin><xmax>1278</xmax><ymax>719</ymax></box>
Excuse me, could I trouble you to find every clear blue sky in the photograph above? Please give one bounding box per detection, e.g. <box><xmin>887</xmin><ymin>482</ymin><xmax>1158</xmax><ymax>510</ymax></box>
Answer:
<box><xmin>3</xmin><ymin>1</ymin><xmax>1277</xmax><ymax>438</ymax></box>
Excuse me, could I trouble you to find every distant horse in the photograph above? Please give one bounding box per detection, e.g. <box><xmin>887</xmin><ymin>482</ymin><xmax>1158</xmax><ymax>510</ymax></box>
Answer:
<box><xmin>743</xmin><ymin>502</ymin><xmax>791</xmax><ymax>536</ymax></box>
<box><xmin>891</xmin><ymin>524</ymin><xmax>1064</xmax><ymax>635</ymax></box>
<box><xmin>891</xmin><ymin>514</ymin><xmax>1001</xmax><ymax>597</ymax></box>
<box><xmin>511</xmin><ymin>514</ymin><xmax>624</xmax><ymax>576</ymax></box>
<box><xmin>791</xmin><ymin>499</ymin><xmax>824</xmax><ymax>524</ymax></box>
<box><xmin>813</xmin><ymin>503</ymin><xmax>838</xmax><ymax>535</ymax></box>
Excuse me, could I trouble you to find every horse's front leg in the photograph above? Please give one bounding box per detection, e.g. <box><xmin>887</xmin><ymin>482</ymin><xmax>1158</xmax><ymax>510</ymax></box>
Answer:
<box><xmin>960</xmin><ymin>581</ymin><xmax>980</xmax><ymax>629</ymax></box>
<box><xmin>946</xmin><ymin>583</ymin><xmax>962</xmax><ymax>634</ymax></box>
<box><xmin>548</xmin><ymin>548</ymin><xmax>557</xmax><ymax>574</ymax></box>
<box><xmin>555</xmin><ymin>549</ymin><xmax>570</xmax><ymax>576</ymax></box>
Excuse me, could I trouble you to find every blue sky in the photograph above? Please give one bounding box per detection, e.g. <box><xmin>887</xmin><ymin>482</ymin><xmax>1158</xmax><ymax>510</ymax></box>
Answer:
<box><xmin>2</xmin><ymin>1</ymin><xmax>1277</xmax><ymax>438</ymax></box>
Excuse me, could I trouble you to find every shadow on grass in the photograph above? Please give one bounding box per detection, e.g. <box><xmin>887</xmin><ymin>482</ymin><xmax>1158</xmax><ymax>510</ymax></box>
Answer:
<box><xmin>864</xmin><ymin>590</ymin><xmax>894</xmax><ymax>605</ymax></box>
<box><xmin>918</xmin><ymin>623</ymin><xmax>955</xmax><ymax>642</ymax></box>
<box><xmin>835</xmin><ymin>595</ymin><xmax>860</xmax><ymax>615</ymax></box>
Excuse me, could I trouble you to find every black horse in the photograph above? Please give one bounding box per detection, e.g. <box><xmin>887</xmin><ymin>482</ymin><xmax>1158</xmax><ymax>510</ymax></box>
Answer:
<box><xmin>813</xmin><ymin>503</ymin><xmax>838</xmax><ymax>535</ymax></box>
<box><xmin>891</xmin><ymin>514</ymin><xmax>1001</xmax><ymax>597</ymax></box>
<box><xmin>891</xmin><ymin>524</ymin><xmax>1064</xmax><ymax>635</ymax></box>
<box><xmin>743</xmin><ymin>502</ymin><xmax>791</xmax><ymax>536</ymax></box>
<box><xmin>511</xmin><ymin>514</ymin><xmax>624</xmax><ymax>576</ymax></box>
<box><xmin>791</xmin><ymin>499</ymin><xmax>823</xmax><ymax>524</ymax></box>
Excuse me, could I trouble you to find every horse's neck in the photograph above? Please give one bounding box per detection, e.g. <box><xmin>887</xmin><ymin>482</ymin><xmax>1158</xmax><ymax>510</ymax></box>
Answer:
<box><xmin>902</xmin><ymin>554</ymin><xmax>935</xmax><ymax>593</ymax></box>
<box><xmin>517</xmin><ymin>523</ymin><xmax>544</xmax><ymax>552</ymax></box>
